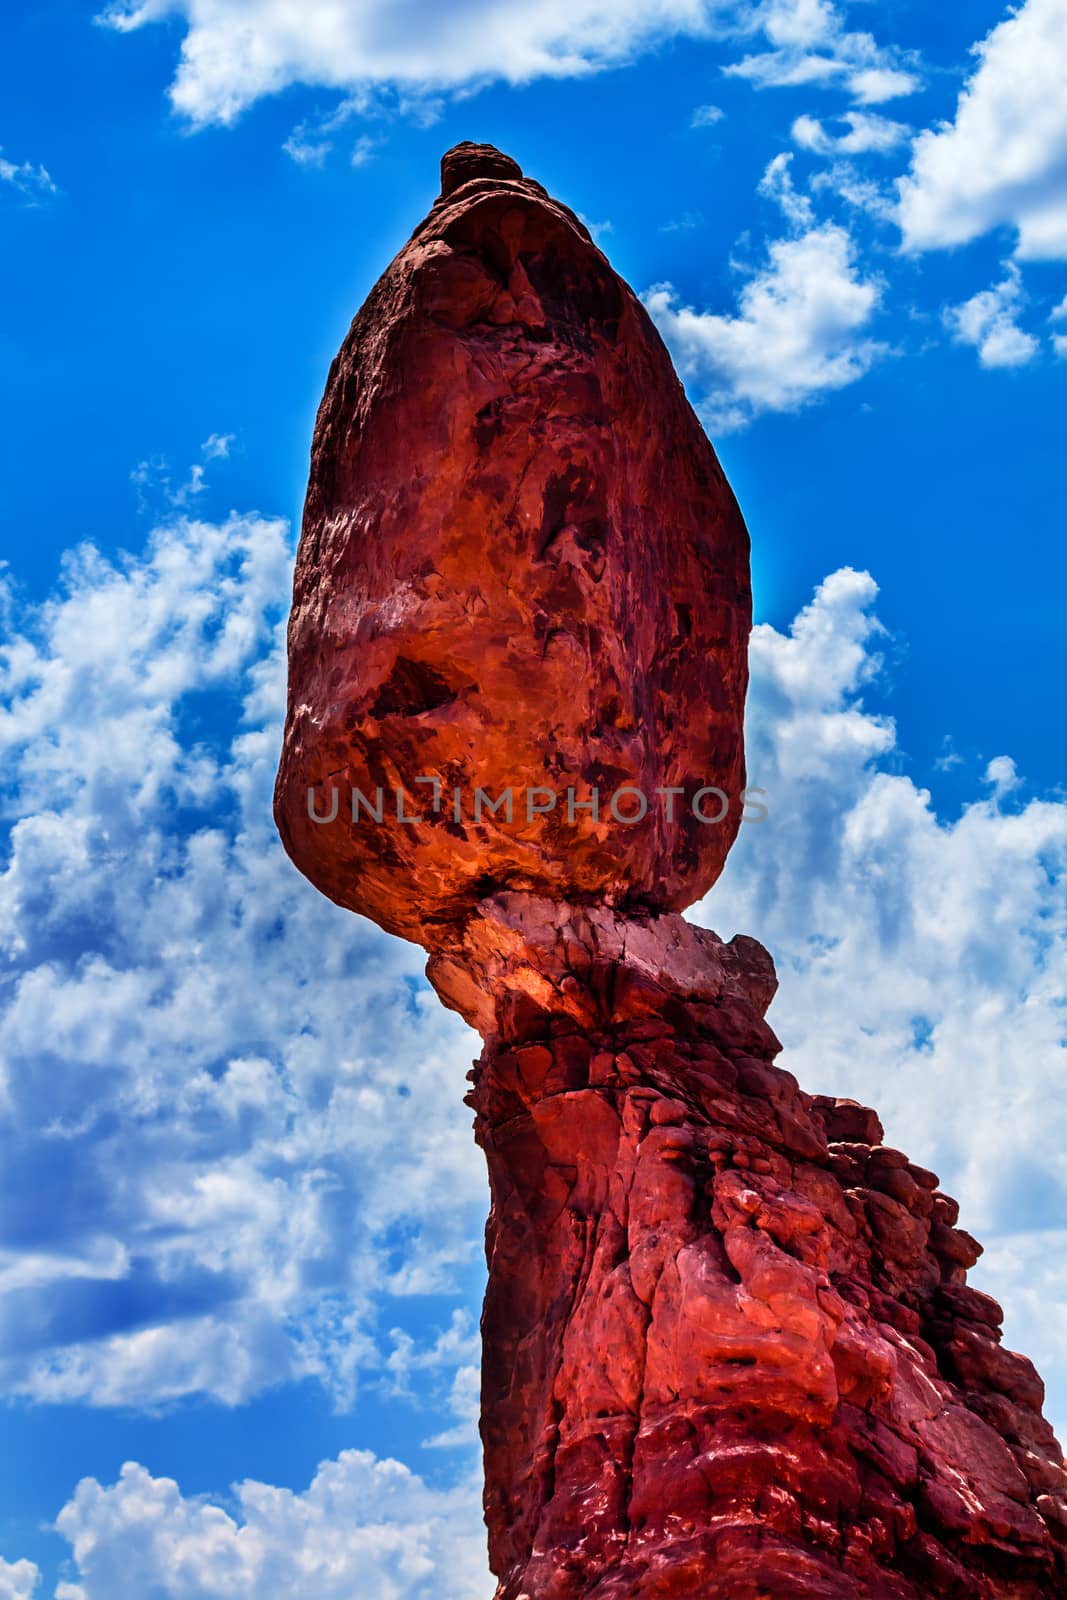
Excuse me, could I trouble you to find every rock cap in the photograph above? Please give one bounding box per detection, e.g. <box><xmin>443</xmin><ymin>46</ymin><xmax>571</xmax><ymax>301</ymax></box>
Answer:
<box><xmin>439</xmin><ymin>141</ymin><xmax>523</xmax><ymax>197</ymax></box>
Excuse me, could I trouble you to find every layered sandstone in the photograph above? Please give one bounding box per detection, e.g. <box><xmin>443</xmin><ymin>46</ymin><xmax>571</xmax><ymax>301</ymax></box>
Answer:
<box><xmin>276</xmin><ymin>143</ymin><xmax>1067</xmax><ymax>1598</ymax></box>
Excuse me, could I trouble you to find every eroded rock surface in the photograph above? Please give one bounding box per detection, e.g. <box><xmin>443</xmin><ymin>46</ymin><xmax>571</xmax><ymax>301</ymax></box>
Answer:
<box><xmin>448</xmin><ymin>898</ymin><xmax>1067</xmax><ymax>1599</ymax></box>
<box><xmin>275</xmin><ymin>142</ymin><xmax>750</xmax><ymax>947</ymax></box>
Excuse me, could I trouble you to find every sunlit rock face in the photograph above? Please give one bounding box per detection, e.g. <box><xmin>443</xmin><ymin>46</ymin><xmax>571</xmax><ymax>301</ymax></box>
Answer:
<box><xmin>274</xmin><ymin>141</ymin><xmax>750</xmax><ymax>949</ymax></box>
<box><xmin>276</xmin><ymin>146</ymin><xmax>1067</xmax><ymax>1599</ymax></box>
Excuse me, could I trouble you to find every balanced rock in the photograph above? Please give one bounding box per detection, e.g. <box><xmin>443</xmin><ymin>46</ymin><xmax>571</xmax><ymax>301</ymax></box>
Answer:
<box><xmin>275</xmin><ymin>145</ymin><xmax>1067</xmax><ymax>1599</ymax></box>
<box><xmin>274</xmin><ymin>141</ymin><xmax>750</xmax><ymax>947</ymax></box>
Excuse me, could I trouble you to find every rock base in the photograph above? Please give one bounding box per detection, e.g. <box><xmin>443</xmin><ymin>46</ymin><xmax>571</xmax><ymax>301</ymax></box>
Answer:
<box><xmin>441</xmin><ymin>898</ymin><xmax>1067</xmax><ymax>1599</ymax></box>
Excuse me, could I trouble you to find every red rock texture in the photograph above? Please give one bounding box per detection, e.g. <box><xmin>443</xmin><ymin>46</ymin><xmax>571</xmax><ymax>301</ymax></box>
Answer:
<box><xmin>274</xmin><ymin>142</ymin><xmax>750</xmax><ymax>947</ymax></box>
<box><xmin>276</xmin><ymin>144</ymin><xmax>1067</xmax><ymax>1598</ymax></box>
<box><xmin>443</xmin><ymin>896</ymin><xmax>1067</xmax><ymax>1599</ymax></box>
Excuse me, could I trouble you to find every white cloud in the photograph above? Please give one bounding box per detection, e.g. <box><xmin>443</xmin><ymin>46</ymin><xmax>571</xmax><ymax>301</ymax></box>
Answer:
<box><xmin>0</xmin><ymin>1558</ymin><xmax>39</xmax><ymax>1600</ymax></box>
<box><xmin>578</xmin><ymin>212</ymin><xmax>614</xmax><ymax>242</ymax></box>
<box><xmin>0</xmin><ymin>502</ymin><xmax>485</xmax><ymax>1412</ymax></box>
<box><xmin>1051</xmin><ymin>294</ymin><xmax>1067</xmax><ymax>353</ymax></box>
<box><xmin>792</xmin><ymin>109</ymin><xmax>910</xmax><ymax>156</ymax></box>
<box><xmin>0</xmin><ymin>148</ymin><xmax>56</xmax><ymax>202</ymax></box>
<box><xmin>99</xmin><ymin>0</ymin><xmax>922</xmax><ymax>128</ymax></box>
<box><xmin>423</xmin><ymin>1362</ymin><xmax>481</xmax><ymax>1450</ymax></box>
<box><xmin>201</xmin><ymin>431</ymin><xmax>234</xmax><ymax>460</ymax></box>
<box><xmin>899</xmin><ymin>0</ymin><xmax>1067</xmax><ymax>260</ymax></box>
<box><xmin>726</xmin><ymin>0</ymin><xmax>920</xmax><ymax>103</ymax></box>
<box><xmin>985</xmin><ymin>754</ymin><xmax>1022</xmax><ymax>796</ymax></box>
<box><xmin>130</xmin><ymin>430</ymin><xmax>235</xmax><ymax>511</ymax></box>
<box><xmin>384</xmin><ymin>1309</ymin><xmax>480</xmax><ymax>1428</ymax></box>
<box><xmin>758</xmin><ymin>148</ymin><xmax>814</xmax><ymax>225</ymax></box>
<box><xmin>659</xmin><ymin>210</ymin><xmax>703</xmax><ymax>233</ymax></box>
<box><xmin>98</xmin><ymin>0</ymin><xmax>723</xmax><ymax>126</ymax></box>
<box><xmin>53</xmin><ymin>1454</ymin><xmax>491</xmax><ymax>1600</ymax></box>
<box><xmin>351</xmin><ymin>133</ymin><xmax>384</xmax><ymax>169</ymax></box>
<box><xmin>809</xmin><ymin>161</ymin><xmax>897</xmax><ymax>222</ymax></box>
<box><xmin>282</xmin><ymin>128</ymin><xmax>332</xmax><ymax>167</ymax></box>
<box><xmin>695</xmin><ymin>567</ymin><xmax>1067</xmax><ymax>1434</ymax></box>
<box><xmin>691</xmin><ymin>102</ymin><xmax>725</xmax><ymax>127</ymax></box>
<box><xmin>847</xmin><ymin>67</ymin><xmax>920</xmax><ymax>104</ymax></box>
<box><xmin>933</xmin><ymin>736</ymin><xmax>964</xmax><ymax>774</ymax></box>
<box><xmin>944</xmin><ymin>263</ymin><xmax>1039</xmax><ymax>368</ymax></box>
<box><xmin>644</xmin><ymin>161</ymin><xmax>885</xmax><ymax>430</ymax></box>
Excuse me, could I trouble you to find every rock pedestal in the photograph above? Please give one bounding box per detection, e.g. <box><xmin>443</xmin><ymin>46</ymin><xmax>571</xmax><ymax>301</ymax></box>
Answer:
<box><xmin>434</xmin><ymin>896</ymin><xmax>1067</xmax><ymax>1598</ymax></box>
<box><xmin>275</xmin><ymin>144</ymin><xmax>1067</xmax><ymax>1598</ymax></box>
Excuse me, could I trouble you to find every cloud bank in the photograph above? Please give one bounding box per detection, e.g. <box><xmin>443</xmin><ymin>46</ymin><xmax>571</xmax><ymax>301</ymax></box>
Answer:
<box><xmin>52</xmin><ymin>1454</ymin><xmax>491</xmax><ymax>1600</ymax></box>
<box><xmin>98</xmin><ymin>0</ymin><xmax>722</xmax><ymax>126</ymax></box>
<box><xmin>944</xmin><ymin>263</ymin><xmax>1039</xmax><ymax>369</ymax></box>
<box><xmin>98</xmin><ymin>0</ymin><xmax>917</xmax><ymax>127</ymax></box>
<box><xmin>0</xmin><ymin>513</ymin><xmax>485</xmax><ymax>1413</ymax></box>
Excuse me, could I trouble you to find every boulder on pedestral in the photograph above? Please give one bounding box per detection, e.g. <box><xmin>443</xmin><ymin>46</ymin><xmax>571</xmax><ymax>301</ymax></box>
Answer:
<box><xmin>274</xmin><ymin>144</ymin><xmax>1067</xmax><ymax>1600</ymax></box>
<box><xmin>274</xmin><ymin>142</ymin><xmax>751</xmax><ymax>948</ymax></box>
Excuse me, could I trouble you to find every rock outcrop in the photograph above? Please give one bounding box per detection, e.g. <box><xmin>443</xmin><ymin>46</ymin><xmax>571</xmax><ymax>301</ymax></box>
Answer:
<box><xmin>445</xmin><ymin>896</ymin><xmax>1067</xmax><ymax>1598</ymax></box>
<box><xmin>276</xmin><ymin>143</ymin><xmax>1067</xmax><ymax>1598</ymax></box>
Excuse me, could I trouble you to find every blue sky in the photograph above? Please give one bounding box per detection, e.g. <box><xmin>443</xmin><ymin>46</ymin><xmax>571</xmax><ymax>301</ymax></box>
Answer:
<box><xmin>1</xmin><ymin>2</ymin><xmax>1066</xmax><ymax>1595</ymax></box>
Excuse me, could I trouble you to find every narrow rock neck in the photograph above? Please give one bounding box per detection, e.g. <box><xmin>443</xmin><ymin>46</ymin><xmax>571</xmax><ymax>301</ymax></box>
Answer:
<box><xmin>425</xmin><ymin>892</ymin><xmax>778</xmax><ymax>1043</ymax></box>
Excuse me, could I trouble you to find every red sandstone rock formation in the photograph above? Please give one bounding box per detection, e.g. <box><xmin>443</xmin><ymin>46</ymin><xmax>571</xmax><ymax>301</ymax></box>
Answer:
<box><xmin>442</xmin><ymin>897</ymin><xmax>1067</xmax><ymax>1598</ymax></box>
<box><xmin>276</xmin><ymin>144</ymin><xmax>1067</xmax><ymax>1598</ymax></box>
<box><xmin>275</xmin><ymin>141</ymin><xmax>750</xmax><ymax>947</ymax></box>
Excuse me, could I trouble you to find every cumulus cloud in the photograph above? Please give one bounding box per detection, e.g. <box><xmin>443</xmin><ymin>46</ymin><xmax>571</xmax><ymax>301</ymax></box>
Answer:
<box><xmin>98</xmin><ymin>0</ymin><xmax>723</xmax><ymax>126</ymax></box>
<box><xmin>792</xmin><ymin>109</ymin><xmax>910</xmax><ymax>156</ymax></box>
<box><xmin>644</xmin><ymin>157</ymin><xmax>885</xmax><ymax>430</ymax></box>
<box><xmin>788</xmin><ymin>110</ymin><xmax>908</xmax><ymax>225</ymax></box>
<box><xmin>52</xmin><ymin>1453</ymin><xmax>491</xmax><ymax>1600</ymax></box>
<box><xmin>943</xmin><ymin>263</ymin><xmax>1039</xmax><ymax>368</ymax></box>
<box><xmin>985</xmin><ymin>754</ymin><xmax>1022</xmax><ymax>798</ymax></box>
<box><xmin>99</xmin><ymin>0</ymin><xmax>921</xmax><ymax>128</ymax></box>
<box><xmin>695</xmin><ymin>567</ymin><xmax>1067</xmax><ymax>1433</ymax></box>
<box><xmin>691</xmin><ymin>102</ymin><xmax>725</xmax><ymax>127</ymax></box>
<box><xmin>899</xmin><ymin>0</ymin><xmax>1067</xmax><ymax>260</ymax></box>
<box><xmin>0</xmin><ymin>1558</ymin><xmax>39</xmax><ymax>1600</ymax></box>
<box><xmin>0</xmin><ymin>505</ymin><xmax>485</xmax><ymax>1412</ymax></box>
<box><xmin>725</xmin><ymin>0</ymin><xmax>920</xmax><ymax>103</ymax></box>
